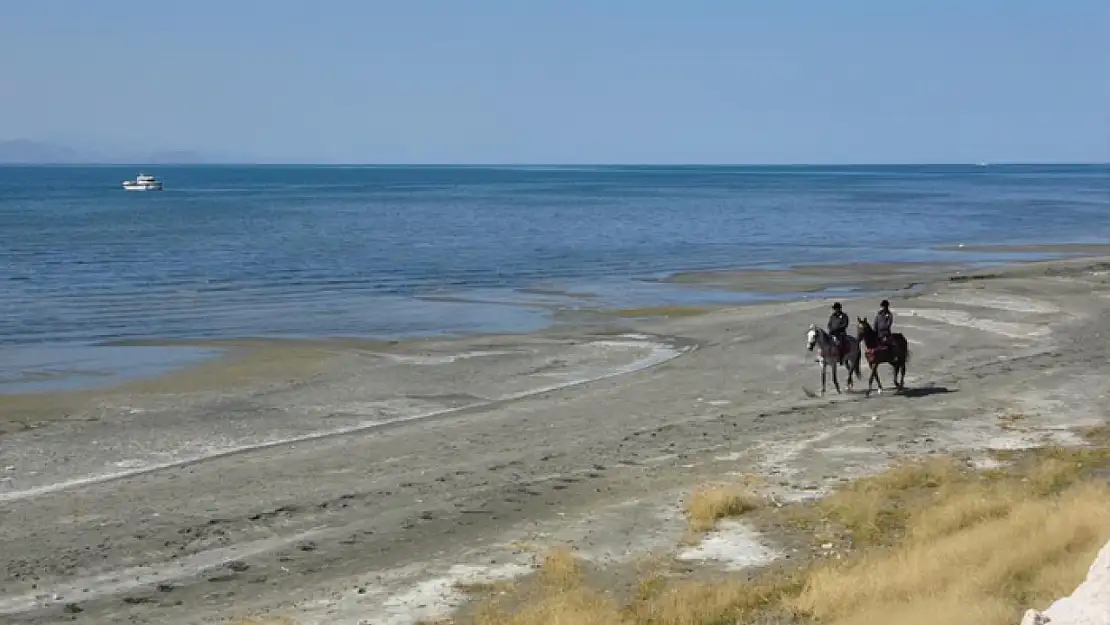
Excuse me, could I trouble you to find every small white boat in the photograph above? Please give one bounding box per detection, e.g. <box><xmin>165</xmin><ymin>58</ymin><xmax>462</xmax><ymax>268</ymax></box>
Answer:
<box><xmin>122</xmin><ymin>173</ymin><xmax>163</xmax><ymax>191</ymax></box>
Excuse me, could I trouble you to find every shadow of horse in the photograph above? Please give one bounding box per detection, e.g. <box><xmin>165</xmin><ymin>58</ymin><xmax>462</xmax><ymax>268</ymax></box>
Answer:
<box><xmin>897</xmin><ymin>385</ymin><xmax>956</xmax><ymax>398</ymax></box>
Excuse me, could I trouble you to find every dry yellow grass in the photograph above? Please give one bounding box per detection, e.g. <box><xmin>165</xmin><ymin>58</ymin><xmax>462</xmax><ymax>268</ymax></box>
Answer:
<box><xmin>997</xmin><ymin>409</ymin><xmax>1028</xmax><ymax>431</ymax></box>
<box><xmin>537</xmin><ymin>546</ymin><xmax>585</xmax><ymax>589</ymax></box>
<box><xmin>448</xmin><ymin>440</ymin><xmax>1110</xmax><ymax>625</ymax></box>
<box><xmin>683</xmin><ymin>484</ymin><xmax>766</xmax><ymax>533</ymax></box>
<box><xmin>466</xmin><ymin>546</ymin><xmax>621</xmax><ymax>625</ymax></box>
<box><xmin>815</xmin><ymin>455</ymin><xmax>967</xmax><ymax>548</ymax></box>
<box><xmin>794</xmin><ymin>481</ymin><xmax>1110</xmax><ymax>623</ymax></box>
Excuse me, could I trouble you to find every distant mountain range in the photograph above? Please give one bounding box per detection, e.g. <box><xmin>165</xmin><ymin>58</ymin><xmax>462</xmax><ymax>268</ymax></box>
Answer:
<box><xmin>0</xmin><ymin>139</ymin><xmax>249</xmax><ymax>164</ymax></box>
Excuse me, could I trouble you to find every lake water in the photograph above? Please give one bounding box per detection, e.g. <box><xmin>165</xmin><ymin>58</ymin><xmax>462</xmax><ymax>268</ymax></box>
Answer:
<box><xmin>1</xmin><ymin>164</ymin><xmax>1106</xmax><ymax>390</ymax></box>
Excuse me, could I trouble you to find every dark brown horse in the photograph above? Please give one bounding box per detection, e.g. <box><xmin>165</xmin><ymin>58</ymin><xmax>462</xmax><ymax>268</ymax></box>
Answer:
<box><xmin>856</xmin><ymin>317</ymin><xmax>910</xmax><ymax>395</ymax></box>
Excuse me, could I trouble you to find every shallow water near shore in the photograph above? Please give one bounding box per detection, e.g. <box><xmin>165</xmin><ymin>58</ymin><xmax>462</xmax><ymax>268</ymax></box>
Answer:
<box><xmin>0</xmin><ymin>344</ymin><xmax>224</xmax><ymax>394</ymax></box>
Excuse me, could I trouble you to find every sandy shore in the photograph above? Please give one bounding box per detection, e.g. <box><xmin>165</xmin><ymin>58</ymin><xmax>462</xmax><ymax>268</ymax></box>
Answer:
<box><xmin>2</xmin><ymin>251</ymin><xmax>1110</xmax><ymax>624</ymax></box>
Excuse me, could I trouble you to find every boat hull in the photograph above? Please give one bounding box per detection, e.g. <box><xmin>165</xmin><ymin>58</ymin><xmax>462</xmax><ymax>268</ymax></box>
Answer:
<box><xmin>122</xmin><ymin>183</ymin><xmax>163</xmax><ymax>191</ymax></box>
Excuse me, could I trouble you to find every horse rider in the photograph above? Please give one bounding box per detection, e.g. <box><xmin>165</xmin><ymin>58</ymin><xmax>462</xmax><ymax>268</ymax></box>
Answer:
<box><xmin>873</xmin><ymin>299</ymin><xmax>894</xmax><ymax>346</ymax></box>
<box><xmin>828</xmin><ymin>302</ymin><xmax>850</xmax><ymax>354</ymax></box>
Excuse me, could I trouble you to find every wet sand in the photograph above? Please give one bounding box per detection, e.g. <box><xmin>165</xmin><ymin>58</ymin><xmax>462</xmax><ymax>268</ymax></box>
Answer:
<box><xmin>666</xmin><ymin>260</ymin><xmax>963</xmax><ymax>295</ymax></box>
<box><xmin>3</xmin><ymin>254</ymin><xmax>1110</xmax><ymax>624</ymax></box>
<box><xmin>934</xmin><ymin>242</ymin><xmax>1110</xmax><ymax>255</ymax></box>
<box><xmin>665</xmin><ymin>243</ymin><xmax>1110</xmax><ymax>296</ymax></box>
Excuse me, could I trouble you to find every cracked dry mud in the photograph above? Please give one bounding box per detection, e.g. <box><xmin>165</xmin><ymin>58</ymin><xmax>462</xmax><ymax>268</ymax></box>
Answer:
<box><xmin>2</xmin><ymin>255</ymin><xmax>1110</xmax><ymax>624</ymax></box>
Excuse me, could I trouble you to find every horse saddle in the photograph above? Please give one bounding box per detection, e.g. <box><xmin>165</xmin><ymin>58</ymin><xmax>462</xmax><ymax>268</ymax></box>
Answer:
<box><xmin>868</xmin><ymin>334</ymin><xmax>895</xmax><ymax>356</ymax></box>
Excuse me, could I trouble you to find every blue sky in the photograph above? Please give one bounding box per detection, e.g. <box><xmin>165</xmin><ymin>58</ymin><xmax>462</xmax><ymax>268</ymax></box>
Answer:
<box><xmin>2</xmin><ymin>1</ymin><xmax>1107</xmax><ymax>164</ymax></box>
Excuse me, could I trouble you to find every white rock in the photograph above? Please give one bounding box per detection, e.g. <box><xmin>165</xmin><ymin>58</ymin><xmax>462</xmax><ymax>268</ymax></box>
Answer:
<box><xmin>1021</xmin><ymin>539</ymin><xmax>1110</xmax><ymax>625</ymax></box>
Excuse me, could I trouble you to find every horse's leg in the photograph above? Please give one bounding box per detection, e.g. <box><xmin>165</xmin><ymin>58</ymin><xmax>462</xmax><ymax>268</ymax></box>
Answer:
<box><xmin>820</xmin><ymin>361</ymin><xmax>827</xmax><ymax>395</ymax></box>
<box><xmin>873</xmin><ymin>360</ymin><xmax>885</xmax><ymax>395</ymax></box>
<box><xmin>832</xmin><ymin>362</ymin><xmax>841</xmax><ymax>394</ymax></box>
<box><xmin>896</xmin><ymin>339</ymin><xmax>909</xmax><ymax>389</ymax></box>
<box><xmin>848</xmin><ymin>346</ymin><xmax>856</xmax><ymax>390</ymax></box>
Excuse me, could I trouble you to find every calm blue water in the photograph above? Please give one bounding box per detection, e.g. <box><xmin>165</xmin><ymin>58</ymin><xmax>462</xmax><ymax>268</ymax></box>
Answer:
<box><xmin>1</xmin><ymin>164</ymin><xmax>1107</xmax><ymax>352</ymax></box>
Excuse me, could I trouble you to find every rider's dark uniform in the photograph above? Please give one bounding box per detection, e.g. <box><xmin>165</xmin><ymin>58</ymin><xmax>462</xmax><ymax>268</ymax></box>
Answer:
<box><xmin>828</xmin><ymin>304</ymin><xmax>850</xmax><ymax>349</ymax></box>
<box><xmin>873</xmin><ymin>301</ymin><xmax>894</xmax><ymax>346</ymax></box>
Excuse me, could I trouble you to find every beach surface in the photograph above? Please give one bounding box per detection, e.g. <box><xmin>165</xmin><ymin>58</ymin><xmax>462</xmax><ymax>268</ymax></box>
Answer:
<box><xmin>2</xmin><ymin>250</ymin><xmax>1110</xmax><ymax>624</ymax></box>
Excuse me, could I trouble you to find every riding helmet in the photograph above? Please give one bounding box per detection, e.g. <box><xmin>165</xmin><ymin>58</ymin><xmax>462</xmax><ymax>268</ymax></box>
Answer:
<box><xmin>880</xmin><ymin>299</ymin><xmax>890</xmax><ymax>308</ymax></box>
<box><xmin>832</xmin><ymin>302</ymin><xmax>842</xmax><ymax>310</ymax></box>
